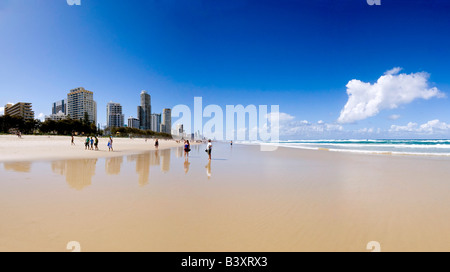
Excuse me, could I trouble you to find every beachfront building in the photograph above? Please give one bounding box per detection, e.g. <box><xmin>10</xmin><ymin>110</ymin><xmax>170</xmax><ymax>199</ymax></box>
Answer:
<box><xmin>175</xmin><ymin>124</ymin><xmax>184</xmax><ymax>137</ymax></box>
<box><xmin>150</xmin><ymin>113</ymin><xmax>161</xmax><ymax>132</ymax></box>
<box><xmin>128</xmin><ymin>117</ymin><xmax>140</xmax><ymax>129</ymax></box>
<box><xmin>52</xmin><ymin>99</ymin><xmax>67</xmax><ymax>115</ymax></box>
<box><xmin>4</xmin><ymin>102</ymin><xmax>34</xmax><ymax>120</ymax></box>
<box><xmin>160</xmin><ymin>108</ymin><xmax>171</xmax><ymax>134</ymax></box>
<box><xmin>106</xmin><ymin>102</ymin><xmax>124</xmax><ymax>128</ymax></box>
<box><xmin>67</xmin><ymin>87</ymin><xmax>97</xmax><ymax>124</ymax></box>
<box><xmin>45</xmin><ymin>112</ymin><xmax>68</xmax><ymax>122</ymax></box>
<box><xmin>137</xmin><ymin>90</ymin><xmax>151</xmax><ymax>130</ymax></box>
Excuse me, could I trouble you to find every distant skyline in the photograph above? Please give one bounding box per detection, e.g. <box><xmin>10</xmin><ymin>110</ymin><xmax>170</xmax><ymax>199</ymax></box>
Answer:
<box><xmin>1</xmin><ymin>0</ymin><xmax>450</xmax><ymax>139</ymax></box>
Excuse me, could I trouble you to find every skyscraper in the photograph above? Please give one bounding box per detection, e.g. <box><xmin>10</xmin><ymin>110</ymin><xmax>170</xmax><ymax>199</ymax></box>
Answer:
<box><xmin>52</xmin><ymin>100</ymin><xmax>67</xmax><ymax>115</ymax></box>
<box><xmin>106</xmin><ymin>102</ymin><xmax>124</xmax><ymax>128</ymax></box>
<box><xmin>150</xmin><ymin>113</ymin><xmax>161</xmax><ymax>132</ymax></box>
<box><xmin>137</xmin><ymin>90</ymin><xmax>151</xmax><ymax>130</ymax></box>
<box><xmin>161</xmin><ymin>108</ymin><xmax>171</xmax><ymax>134</ymax></box>
<box><xmin>67</xmin><ymin>87</ymin><xmax>97</xmax><ymax>124</ymax></box>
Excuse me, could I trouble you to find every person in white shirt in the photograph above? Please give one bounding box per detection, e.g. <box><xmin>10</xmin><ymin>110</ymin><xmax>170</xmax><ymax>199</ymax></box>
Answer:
<box><xmin>206</xmin><ymin>140</ymin><xmax>212</xmax><ymax>160</ymax></box>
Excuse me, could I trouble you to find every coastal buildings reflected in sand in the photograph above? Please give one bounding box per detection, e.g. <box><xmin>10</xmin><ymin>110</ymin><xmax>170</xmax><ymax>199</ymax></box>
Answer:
<box><xmin>176</xmin><ymin>146</ymin><xmax>183</xmax><ymax>158</ymax></box>
<box><xmin>127</xmin><ymin>151</ymin><xmax>161</xmax><ymax>186</ymax></box>
<box><xmin>105</xmin><ymin>157</ymin><xmax>123</xmax><ymax>175</ymax></box>
<box><xmin>51</xmin><ymin>159</ymin><xmax>98</xmax><ymax>190</ymax></box>
<box><xmin>3</xmin><ymin>162</ymin><xmax>32</xmax><ymax>173</ymax></box>
<box><xmin>160</xmin><ymin>149</ymin><xmax>171</xmax><ymax>173</ymax></box>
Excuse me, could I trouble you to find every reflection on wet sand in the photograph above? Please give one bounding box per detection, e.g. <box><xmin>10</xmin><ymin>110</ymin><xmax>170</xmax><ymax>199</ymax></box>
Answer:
<box><xmin>176</xmin><ymin>146</ymin><xmax>183</xmax><ymax>158</ymax></box>
<box><xmin>127</xmin><ymin>151</ymin><xmax>161</xmax><ymax>186</ymax></box>
<box><xmin>51</xmin><ymin>159</ymin><xmax>98</xmax><ymax>190</ymax></box>
<box><xmin>3</xmin><ymin>162</ymin><xmax>32</xmax><ymax>173</ymax></box>
<box><xmin>105</xmin><ymin>157</ymin><xmax>123</xmax><ymax>175</ymax></box>
<box><xmin>160</xmin><ymin>149</ymin><xmax>170</xmax><ymax>173</ymax></box>
<box><xmin>184</xmin><ymin>157</ymin><xmax>190</xmax><ymax>174</ymax></box>
<box><xmin>205</xmin><ymin>160</ymin><xmax>211</xmax><ymax>179</ymax></box>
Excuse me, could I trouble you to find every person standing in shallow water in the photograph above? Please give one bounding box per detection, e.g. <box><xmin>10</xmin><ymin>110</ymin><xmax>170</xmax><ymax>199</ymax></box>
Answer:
<box><xmin>206</xmin><ymin>140</ymin><xmax>212</xmax><ymax>160</ymax></box>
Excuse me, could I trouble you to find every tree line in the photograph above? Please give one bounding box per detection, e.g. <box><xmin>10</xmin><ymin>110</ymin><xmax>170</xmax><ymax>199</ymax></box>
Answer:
<box><xmin>0</xmin><ymin>115</ymin><xmax>172</xmax><ymax>139</ymax></box>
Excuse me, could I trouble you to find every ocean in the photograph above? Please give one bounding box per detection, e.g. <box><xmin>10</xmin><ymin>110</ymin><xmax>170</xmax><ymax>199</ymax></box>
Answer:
<box><xmin>266</xmin><ymin>140</ymin><xmax>450</xmax><ymax>156</ymax></box>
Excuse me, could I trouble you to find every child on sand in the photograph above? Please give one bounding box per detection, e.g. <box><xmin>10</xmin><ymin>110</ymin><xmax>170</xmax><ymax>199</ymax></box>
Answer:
<box><xmin>94</xmin><ymin>136</ymin><xmax>99</xmax><ymax>151</ymax></box>
<box><xmin>108</xmin><ymin>136</ymin><xmax>113</xmax><ymax>152</ymax></box>
<box><xmin>85</xmin><ymin>137</ymin><xmax>90</xmax><ymax>150</ymax></box>
<box><xmin>90</xmin><ymin>137</ymin><xmax>94</xmax><ymax>150</ymax></box>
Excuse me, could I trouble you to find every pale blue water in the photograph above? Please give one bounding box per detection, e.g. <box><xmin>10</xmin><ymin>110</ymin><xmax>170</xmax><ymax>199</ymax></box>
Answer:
<box><xmin>275</xmin><ymin>139</ymin><xmax>450</xmax><ymax>156</ymax></box>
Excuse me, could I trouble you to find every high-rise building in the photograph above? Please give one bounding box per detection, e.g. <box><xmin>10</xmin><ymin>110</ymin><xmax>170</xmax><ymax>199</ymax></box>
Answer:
<box><xmin>150</xmin><ymin>113</ymin><xmax>161</xmax><ymax>132</ymax></box>
<box><xmin>128</xmin><ymin>117</ymin><xmax>140</xmax><ymax>129</ymax></box>
<box><xmin>4</xmin><ymin>102</ymin><xmax>34</xmax><ymax>120</ymax></box>
<box><xmin>106</xmin><ymin>102</ymin><xmax>124</xmax><ymax>128</ymax></box>
<box><xmin>176</xmin><ymin>124</ymin><xmax>184</xmax><ymax>137</ymax></box>
<box><xmin>138</xmin><ymin>90</ymin><xmax>151</xmax><ymax>130</ymax></box>
<box><xmin>161</xmin><ymin>108</ymin><xmax>171</xmax><ymax>134</ymax></box>
<box><xmin>52</xmin><ymin>100</ymin><xmax>67</xmax><ymax>115</ymax></box>
<box><xmin>67</xmin><ymin>87</ymin><xmax>97</xmax><ymax>124</ymax></box>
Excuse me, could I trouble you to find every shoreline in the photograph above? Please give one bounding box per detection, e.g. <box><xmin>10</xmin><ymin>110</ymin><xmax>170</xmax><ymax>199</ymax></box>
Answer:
<box><xmin>0</xmin><ymin>135</ymin><xmax>191</xmax><ymax>163</ymax></box>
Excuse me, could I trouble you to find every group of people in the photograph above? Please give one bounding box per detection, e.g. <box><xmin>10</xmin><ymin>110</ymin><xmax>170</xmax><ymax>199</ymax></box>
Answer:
<box><xmin>84</xmin><ymin>136</ymin><xmax>99</xmax><ymax>151</ymax></box>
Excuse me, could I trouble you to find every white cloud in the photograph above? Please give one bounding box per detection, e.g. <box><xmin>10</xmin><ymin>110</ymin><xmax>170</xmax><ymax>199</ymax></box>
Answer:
<box><xmin>338</xmin><ymin>68</ymin><xmax>445</xmax><ymax>124</ymax></box>
<box><xmin>266</xmin><ymin>112</ymin><xmax>295</xmax><ymax>122</ymax></box>
<box><xmin>384</xmin><ymin>67</ymin><xmax>403</xmax><ymax>75</ymax></box>
<box><xmin>0</xmin><ymin>107</ymin><xmax>4</xmax><ymax>116</ymax></box>
<box><xmin>37</xmin><ymin>113</ymin><xmax>45</xmax><ymax>121</ymax></box>
<box><xmin>389</xmin><ymin>114</ymin><xmax>401</xmax><ymax>120</ymax></box>
<box><xmin>389</xmin><ymin>120</ymin><xmax>450</xmax><ymax>134</ymax></box>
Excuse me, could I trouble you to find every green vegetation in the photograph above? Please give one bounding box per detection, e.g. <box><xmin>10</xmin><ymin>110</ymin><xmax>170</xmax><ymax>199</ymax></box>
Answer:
<box><xmin>108</xmin><ymin>126</ymin><xmax>172</xmax><ymax>139</ymax></box>
<box><xmin>0</xmin><ymin>115</ymin><xmax>172</xmax><ymax>139</ymax></box>
<box><xmin>0</xmin><ymin>115</ymin><xmax>97</xmax><ymax>135</ymax></box>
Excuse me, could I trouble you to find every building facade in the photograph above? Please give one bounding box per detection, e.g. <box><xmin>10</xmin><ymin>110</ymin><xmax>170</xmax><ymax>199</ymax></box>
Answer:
<box><xmin>45</xmin><ymin>112</ymin><xmax>68</xmax><ymax>122</ymax></box>
<box><xmin>67</xmin><ymin>87</ymin><xmax>97</xmax><ymax>124</ymax></box>
<box><xmin>52</xmin><ymin>100</ymin><xmax>67</xmax><ymax>115</ymax></box>
<box><xmin>138</xmin><ymin>90</ymin><xmax>151</xmax><ymax>130</ymax></box>
<box><xmin>160</xmin><ymin>108</ymin><xmax>171</xmax><ymax>134</ymax></box>
<box><xmin>4</xmin><ymin>102</ymin><xmax>34</xmax><ymax>120</ymax></box>
<box><xmin>128</xmin><ymin>117</ymin><xmax>140</xmax><ymax>129</ymax></box>
<box><xmin>106</xmin><ymin>102</ymin><xmax>124</xmax><ymax>128</ymax></box>
<box><xmin>150</xmin><ymin>113</ymin><xmax>161</xmax><ymax>132</ymax></box>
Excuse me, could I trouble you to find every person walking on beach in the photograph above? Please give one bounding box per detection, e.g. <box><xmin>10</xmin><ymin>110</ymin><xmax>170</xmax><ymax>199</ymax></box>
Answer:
<box><xmin>184</xmin><ymin>140</ymin><xmax>191</xmax><ymax>157</ymax></box>
<box><xmin>94</xmin><ymin>136</ymin><xmax>99</xmax><ymax>151</ymax></box>
<box><xmin>154</xmin><ymin>139</ymin><xmax>159</xmax><ymax>149</ymax></box>
<box><xmin>206</xmin><ymin>140</ymin><xmax>212</xmax><ymax>160</ymax></box>
<box><xmin>230</xmin><ymin>141</ymin><xmax>233</xmax><ymax>146</ymax></box>
<box><xmin>90</xmin><ymin>137</ymin><xmax>94</xmax><ymax>150</ymax></box>
<box><xmin>85</xmin><ymin>136</ymin><xmax>90</xmax><ymax>150</ymax></box>
<box><xmin>71</xmin><ymin>134</ymin><xmax>75</xmax><ymax>146</ymax></box>
<box><xmin>108</xmin><ymin>136</ymin><xmax>113</xmax><ymax>152</ymax></box>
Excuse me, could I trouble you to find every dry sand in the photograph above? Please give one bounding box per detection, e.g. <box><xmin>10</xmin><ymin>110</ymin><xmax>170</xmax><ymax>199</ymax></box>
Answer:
<box><xmin>0</xmin><ymin>135</ymin><xmax>182</xmax><ymax>162</ymax></box>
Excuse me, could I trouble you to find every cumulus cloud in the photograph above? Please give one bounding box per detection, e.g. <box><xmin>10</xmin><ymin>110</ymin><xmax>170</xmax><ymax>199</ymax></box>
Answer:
<box><xmin>389</xmin><ymin>114</ymin><xmax>401</xmax><ymax>120</ymax></box>
<box><xmin>0</xmin><ymin>107</ymin><xmax>4</xmax><ymax>116</ymax></box>
<box><xmin>37</xmin><ymin>113</ymin><xmax>45</xmax><ymax>121</ymax></box>
<box><xmin>389</xmin><ymin>120</ymin><xmax>450</xmax><ymax>134</ymax></box>
<box><xmin>338</xmin><ymin>68</ymin><xmax>445</xmax><ymax>124</ymax></box>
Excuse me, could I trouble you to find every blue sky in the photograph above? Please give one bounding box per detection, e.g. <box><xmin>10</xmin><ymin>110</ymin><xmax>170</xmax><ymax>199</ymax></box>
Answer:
<box><xmin>1</xmin><ymin>0</ymin><xmax>450</xmax><ymax>139</ymax></box>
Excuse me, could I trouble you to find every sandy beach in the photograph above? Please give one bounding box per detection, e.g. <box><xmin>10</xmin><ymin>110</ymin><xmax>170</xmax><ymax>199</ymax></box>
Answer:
<box><xmin>0</xmin><ymin>138</ymin><xmax>449</xmax><ymax>252</ymax></box>
<box><xmin>0</xmin><ymin>135</ymin><xmax>182</xmax><ymax>162</ymax></box>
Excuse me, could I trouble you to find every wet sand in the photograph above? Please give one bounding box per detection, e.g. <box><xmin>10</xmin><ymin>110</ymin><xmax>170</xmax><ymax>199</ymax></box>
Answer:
<box><xmin>0</xmin><ymin>135</ymin><xmax>181</xmax><ymax>162</ymax></box>
<box><xmin>0</xmin><ymin>143</ymin><xmax>449</xmax><ymax>252</ymax></box>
